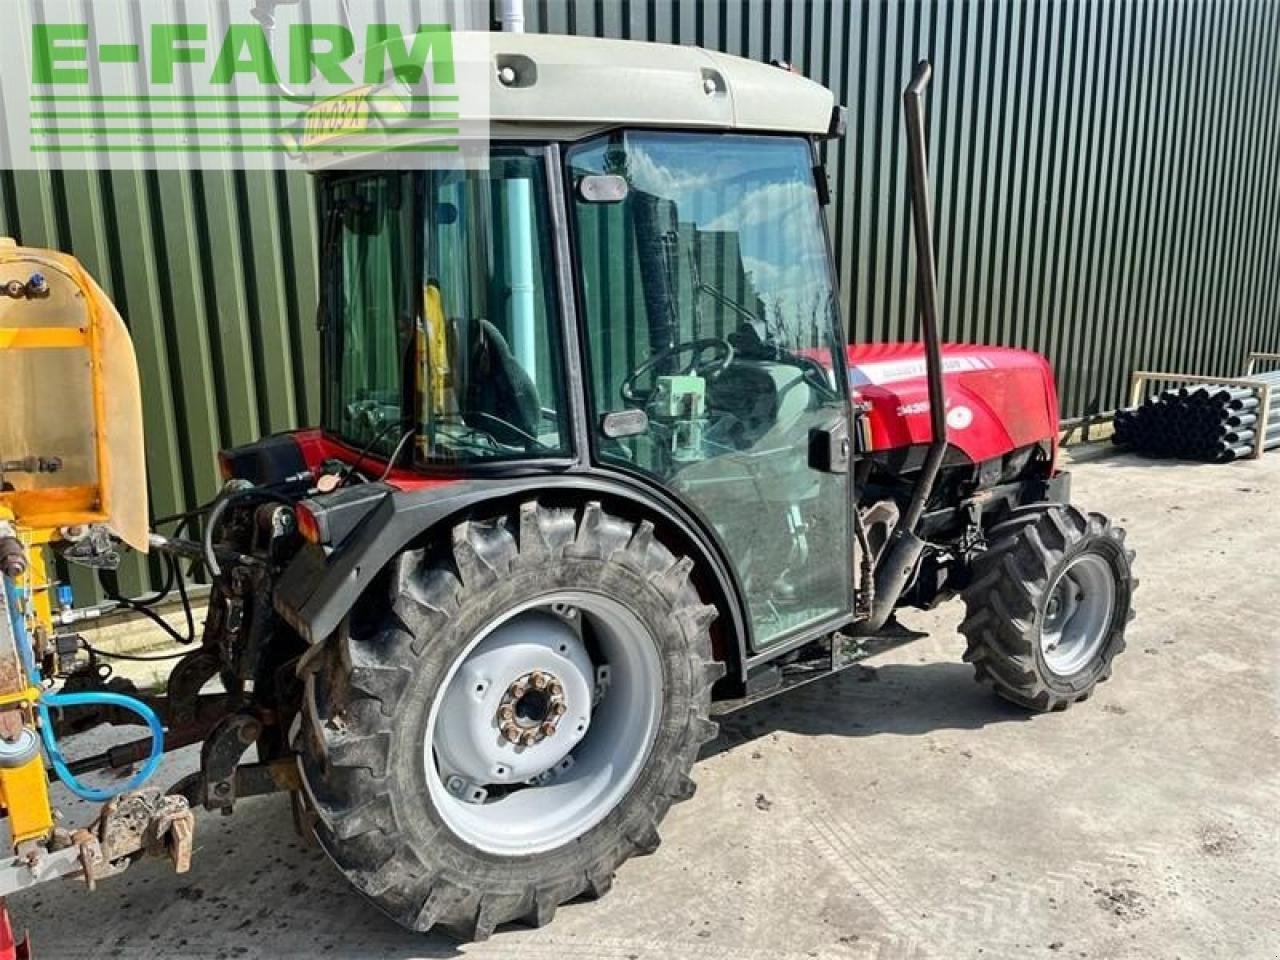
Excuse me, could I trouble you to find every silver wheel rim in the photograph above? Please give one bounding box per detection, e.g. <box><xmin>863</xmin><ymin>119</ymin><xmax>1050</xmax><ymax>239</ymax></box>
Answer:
<box><xmin>426</xmin><ymin>591</ymin><xmax>663</xmax><ymax>856</ymax></box>
<box><xmin>1040</xmin><ymin>553</ymin><xmax>1115</xmax><ymax>676</ymax></box>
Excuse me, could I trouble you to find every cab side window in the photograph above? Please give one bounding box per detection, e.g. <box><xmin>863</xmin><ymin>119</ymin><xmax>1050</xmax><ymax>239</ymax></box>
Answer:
<box><xmin>570</xmin><ymin>132</ymin><xmax>850</xmax><ymax>646</ymax></box>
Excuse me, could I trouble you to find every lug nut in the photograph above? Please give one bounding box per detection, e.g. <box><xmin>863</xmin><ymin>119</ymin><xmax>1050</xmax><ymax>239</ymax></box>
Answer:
<box><xmin>553</xmin><ymin>702</ymin><xmax>567</xmax><ymax>717</ymax></box>
<box><xmin>531</xmin><ymin>672</ymin><xmax>548</xmax><ymax>690</ymax></box>
<box><xmin>504</xmin><ymin>727</ymin><xmax>522</xmax><ymax>744</ymax></box>
<box><xmin>550</xmin><ymin>682</ymin><xmax>563</xmax><ymax>697</ymax></box>
<box><xmin>540</xmin><ymin>722</ymin><xmax>557</xmax><ymax>738</ymax></box>
<box><xmin>498</xmin><ymin>706</ymin><xmax>515</xmax><ymax>723</ymax></box>
<box><xmin>509</xmin><ymin>682</ymin><xmax>526</xmax><ymax>699</ymax></box>
<box><xmin>521</xmin><ymin>731</ymin><xmax>538</xmax><ymax>747</ymax></box>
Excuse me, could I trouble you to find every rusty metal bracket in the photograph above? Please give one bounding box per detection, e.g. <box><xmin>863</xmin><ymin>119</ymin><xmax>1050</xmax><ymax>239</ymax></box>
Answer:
<box><xmin>172</xmin><ymin>755</ymin><xmax>300</xmax><ymax>815</ymax></box>
<box><xmin>0</xmin><ymin>790</ymin><xmax>193</xmax><ymax>899</ymax></box>
<box><xmin>91</xmin><ymin>789</ymin><xmax>195</xmax><ymax>878</ymax></box>
<box><xmin>197</xmin><ymin>713</ymin><xmax>262</xmax><ymax>811</ymax></box>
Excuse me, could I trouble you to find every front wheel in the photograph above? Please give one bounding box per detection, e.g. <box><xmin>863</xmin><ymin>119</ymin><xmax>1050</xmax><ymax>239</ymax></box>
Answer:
<box><xmin>298</xmin><ymin>501</ymin><xmax>722</xmax><ymax>940</ymax></box>
<box><xmin>959</xmin><ymin>503</ymin><xmax>1135</xmax><ymax>711</ymax></box>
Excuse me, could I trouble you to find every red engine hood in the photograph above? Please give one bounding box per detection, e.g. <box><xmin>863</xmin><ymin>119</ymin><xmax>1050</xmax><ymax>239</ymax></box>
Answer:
<box><xmin>846</xmin><ymin>343</ymin><xmax>1059</xmax><ymax>464</ymax></box>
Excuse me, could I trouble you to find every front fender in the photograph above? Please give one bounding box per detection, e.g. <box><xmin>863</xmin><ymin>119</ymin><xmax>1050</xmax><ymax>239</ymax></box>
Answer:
<box><xmin>272</xmin><ymin>474</ymin><xmax>750</xmax><ymax>682</ymax></box>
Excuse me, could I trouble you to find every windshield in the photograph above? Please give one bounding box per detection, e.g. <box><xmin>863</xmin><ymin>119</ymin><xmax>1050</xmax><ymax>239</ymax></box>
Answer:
<box><xmin>322</xmin><ymin>150</ymin><xmax>571</xmax><ymax>466</ymax></box>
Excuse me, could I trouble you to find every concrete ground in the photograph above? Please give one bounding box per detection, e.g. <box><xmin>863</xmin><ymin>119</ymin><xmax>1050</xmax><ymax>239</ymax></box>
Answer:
<box><xmin>12</xmin><ymin>449</ymin><xmax>1280</xmax><ymax>959</ymax></box>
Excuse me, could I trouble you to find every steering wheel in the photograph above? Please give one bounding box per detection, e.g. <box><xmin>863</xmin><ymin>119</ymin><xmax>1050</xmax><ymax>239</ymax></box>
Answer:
<box><xmin>620</xmin><ymin>337</ymin><xmax>736</xmax><ymax>405</ymax></box>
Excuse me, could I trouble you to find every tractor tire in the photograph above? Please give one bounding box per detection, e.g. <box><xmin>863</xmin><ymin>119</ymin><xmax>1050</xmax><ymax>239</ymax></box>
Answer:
<box><xmin>297</xmin><ymin>500</ymin><xmax>722</xmax><ymax>941</ymax></box>
<box><xmin>958</xmin><ymin>503</ymin><xmax>1135</xmax><ymax>712</ymax></box>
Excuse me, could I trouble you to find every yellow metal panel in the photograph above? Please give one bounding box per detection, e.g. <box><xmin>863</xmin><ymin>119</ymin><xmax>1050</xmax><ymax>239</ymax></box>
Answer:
<box><xmin>0</xmin><ymin>756</ymin><xmax>54</xmax><ymax>845</ymax></box>
<box><xmin>0</xmin><ymin>329</ymin><xmax>89</xmax><ymax>350</ymax></box>
<box><xmin>19</xmin><ymin>538</ymin><xmax>52</xmax><ymax>660</ymax></box>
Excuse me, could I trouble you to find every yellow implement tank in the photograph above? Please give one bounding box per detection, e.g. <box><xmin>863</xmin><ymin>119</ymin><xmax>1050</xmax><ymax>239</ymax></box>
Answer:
<box><xmin>0</xmin><ymin>238</ymin><xmax>150</xmax><ymax>853</ymax></box>
<box><xmin>0</xmin><ymin>238</ymin><xmax>148</xmax><ymax>552</ymax></box>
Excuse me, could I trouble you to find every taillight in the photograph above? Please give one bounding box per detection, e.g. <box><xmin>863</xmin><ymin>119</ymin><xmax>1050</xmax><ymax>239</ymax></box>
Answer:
<box><xmin>217</xmin><ymin>452</ymin><xmax>233</xmax><ymax>482</ymax></box>
<box><xmin>295</xmin><ymin>503</ymin><xmax>322</xmax><ymax>545</ymax></box>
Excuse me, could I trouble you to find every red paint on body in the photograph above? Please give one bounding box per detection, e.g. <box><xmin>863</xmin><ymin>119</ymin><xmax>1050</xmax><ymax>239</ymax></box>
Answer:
<box><xmin>845</xmin><ymin>343</ymin><xmax>1059</xmax><ymax>464</ymax></box>
<box><xmin>290</xmin><ymin>429</ymin><xmax>460</xmax><ymax>492</ymax></box>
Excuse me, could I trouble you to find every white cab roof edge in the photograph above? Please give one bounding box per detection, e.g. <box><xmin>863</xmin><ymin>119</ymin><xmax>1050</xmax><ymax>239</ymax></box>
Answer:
<box><xmin>466</xmin><ymin>32</ymin><xmax>835</xmax><ymax>136</ymax></box>
<box><xmin>296</xmin><ymin>34</ymin><xmax>838</xmax><ymax>171</ymax></box>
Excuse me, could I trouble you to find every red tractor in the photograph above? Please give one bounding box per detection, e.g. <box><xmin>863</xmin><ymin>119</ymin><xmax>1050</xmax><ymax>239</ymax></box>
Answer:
<box><xmin>20</xmin><ymin>34</ymin><xmax>1135</xmax><ymax>943</ymax></box>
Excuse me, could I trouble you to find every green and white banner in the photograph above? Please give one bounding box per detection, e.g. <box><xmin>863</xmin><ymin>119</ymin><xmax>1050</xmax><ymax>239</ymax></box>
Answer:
<box><xmin>0</xmin><ymin>0</ymin><xmax>490</xmax><ymax>169</ymax></box>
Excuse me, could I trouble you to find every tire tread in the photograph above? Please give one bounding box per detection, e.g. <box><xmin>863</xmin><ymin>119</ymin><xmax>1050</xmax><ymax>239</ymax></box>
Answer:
<box><xmin>299</xmin><ymin>500</ymin><xmax>721</xmax><ymax>941</ymax></box>
<box><xmin>958</xmin><ymin>502</ymin><xmax>1134</xmax><ymax>712</ymax></box>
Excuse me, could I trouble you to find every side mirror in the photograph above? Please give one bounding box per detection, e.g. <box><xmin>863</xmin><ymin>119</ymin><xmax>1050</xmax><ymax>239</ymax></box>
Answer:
<box><xmin>577</xmin><ymin>174</ymin><xmax>629</xmax><ymax>204</ymax></box>
<box><xmin>808</xmin><ymin>418</ymin><xmax>850</xmax><ymax>473</ymax></box>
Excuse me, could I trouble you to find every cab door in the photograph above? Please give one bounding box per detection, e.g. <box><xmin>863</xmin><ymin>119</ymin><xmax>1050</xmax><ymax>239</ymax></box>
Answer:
<box><xmin>568</xmin><ymin>131</ymin><xmax>851</xmax><ymax>651</ymax></box>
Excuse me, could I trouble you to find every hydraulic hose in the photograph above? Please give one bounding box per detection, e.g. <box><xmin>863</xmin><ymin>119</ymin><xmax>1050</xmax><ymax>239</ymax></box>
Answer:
<box><xmin>202</xmin><ymin>484</ymin><xmax>293</xmax><ymax>578</ymax></box>
<box><xmin>3</xmin><ymin>575</ymin><xmax>36</xmax><ymax>685</ymax></box>
<box><xmin>202</xmin><ymin>485</ymin><xmax>245</xmax><ymax>579</ymax></box>
<box><xmin>37</xmin><ymin>693</ymin><xmax>164</xmax><ymax>803</ymax></box>
<box><xmin>4</xmin><ymin>573</ymin><xmax>165</xmax><ymax>803</ymax></box>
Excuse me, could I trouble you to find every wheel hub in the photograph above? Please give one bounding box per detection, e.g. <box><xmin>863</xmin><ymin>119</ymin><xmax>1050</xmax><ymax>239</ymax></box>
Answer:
<box><xmin>1043</xmin><ymin>582</ymin><xmax>1080</xmax><ymax>640</ymax></box>
<box><xmin>496</xmin><ymin>670</ymin><xmax>568</xmax><ymax>746</ymax></box>
<box><xmin>1039</xmin><ymin>553</ymin><xmax>1116</xmax><ymax>675</ymax></box>
<box><xmin>426</xmin><ymin>591</ymin><xmax>664</xmax><ymax>857</ymax></box>
<box><xmin>434</xmin><ymin>611</ymin><xmax>594</xmax><ymax>789</ymax></box>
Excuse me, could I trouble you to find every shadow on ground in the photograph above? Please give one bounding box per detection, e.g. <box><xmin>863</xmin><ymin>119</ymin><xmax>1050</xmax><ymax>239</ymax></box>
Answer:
<box><xmin>24</xmin><ymin>657</ymin><xmax>1030</xmax><ymax>958</ymax></box>
<box><xmin>705</xmin><ymin>660</ymin><xmax>1030</xmax><ymax>761</ymax></box>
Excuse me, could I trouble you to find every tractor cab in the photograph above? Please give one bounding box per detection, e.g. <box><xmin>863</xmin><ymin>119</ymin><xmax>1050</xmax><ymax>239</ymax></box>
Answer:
<box><xmin>295</xmin><ymin>33</ymin><xmax>854</xmax><ymax>651</ymax></box>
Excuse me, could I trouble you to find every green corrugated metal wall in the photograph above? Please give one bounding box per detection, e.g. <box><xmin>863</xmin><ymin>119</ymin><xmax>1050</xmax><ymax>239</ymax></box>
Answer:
<box><xmin>0</xmin><ymin>169</ymin><xmax>322</xmax><ymax>592</ymax></box>
<box><xmin>525</xmin><ymin>0</ymin><xmax>1280</xmax><ymax>424</ymax></box>
<box><xmin>4</xmin><ymin>0</ymin><xmax>1280</xmax><ymax>554</ymax></box>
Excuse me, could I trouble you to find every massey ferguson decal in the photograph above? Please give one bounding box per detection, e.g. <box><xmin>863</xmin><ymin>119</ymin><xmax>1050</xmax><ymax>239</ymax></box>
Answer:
<box><xmin>848</xmin><ymin>354</ymin><xmax>996</xmax><ymax>387</ymax></box>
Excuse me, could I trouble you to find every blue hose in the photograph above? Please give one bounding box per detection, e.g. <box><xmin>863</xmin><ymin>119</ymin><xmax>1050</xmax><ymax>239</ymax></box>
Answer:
<box><xmin>37</xmin><ymin>693</ymin><xmax>165</xmax><ymax>803</ymax></box>
<box><xmin>4</xmin><ymin>573</ymin><xmax>165</xmax><ymax>802</ymax></box>
<box><xmin>2</xmin><ymin>576</ymin><xmax>35</xmax><ymax>686</ymax></box>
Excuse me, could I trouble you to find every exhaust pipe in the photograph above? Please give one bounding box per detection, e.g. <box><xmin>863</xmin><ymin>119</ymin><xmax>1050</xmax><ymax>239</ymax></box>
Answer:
<box><xmin>856</xmin><ymin>61</ymin><xmax>946</xmax><ymax>635</ymax></box>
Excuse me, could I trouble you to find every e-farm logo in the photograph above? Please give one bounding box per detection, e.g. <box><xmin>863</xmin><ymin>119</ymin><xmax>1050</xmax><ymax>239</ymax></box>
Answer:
<box><xmin>2</xmin><ymin>1</ymin><xmax>488</xmax><ymax>170</ymax></box>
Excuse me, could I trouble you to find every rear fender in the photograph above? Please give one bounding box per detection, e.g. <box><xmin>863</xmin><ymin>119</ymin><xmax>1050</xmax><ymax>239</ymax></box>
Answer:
<box><xmin>273</xmin><ymin>474</ymin><xmax>750</xmax><ymax>685</ymax></box>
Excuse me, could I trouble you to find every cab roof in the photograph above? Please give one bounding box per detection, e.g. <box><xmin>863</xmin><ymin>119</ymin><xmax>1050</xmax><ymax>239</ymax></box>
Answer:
<box><xmin>479</xmin><ymin>32</ymin><xmax>837</xmax><ymax>136</ymax></box>
<box><xmin>295</xmin><ymin>33</ymin><xmax>838</xmax><ymax>169</ymax></box>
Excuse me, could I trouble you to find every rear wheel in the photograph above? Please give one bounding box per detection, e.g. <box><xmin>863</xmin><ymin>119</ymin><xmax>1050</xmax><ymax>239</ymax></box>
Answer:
<box><xmin>959</xmin><ymin>503</ymin><xmax>1135</xmax><ymax>711</ymax></box>
<box><xmin>298</xmin><ymin>501</ymin><xmax>722</xmax><ymax>940</ymax></box>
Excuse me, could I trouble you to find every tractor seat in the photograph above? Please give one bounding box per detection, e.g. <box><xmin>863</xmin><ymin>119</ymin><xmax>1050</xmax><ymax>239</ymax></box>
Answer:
<box><xmin>461</xmin><ymin>318</ymin><xmax>542</xmax><ymax>448</ymax></box>
<box><xmin>707</xmin><ymin>363</ymin><xmax>780</xmax><ymax>449</ymax></box>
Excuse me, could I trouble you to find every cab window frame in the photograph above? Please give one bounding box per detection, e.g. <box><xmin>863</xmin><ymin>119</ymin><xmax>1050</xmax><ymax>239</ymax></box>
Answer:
<box><xmin>319</xmin><ymin>169</ymin><xmax>417</xmax><ymax>460</ymax></box>
<box><xmin>563</xmin><ymin>128</ymin><xmax>855</xmax><ymax>651</ymax></box>
<box><xmin>317</xmin><ymin>145</ymin><xmax>580</xmax><ymax>475</ymax></box>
